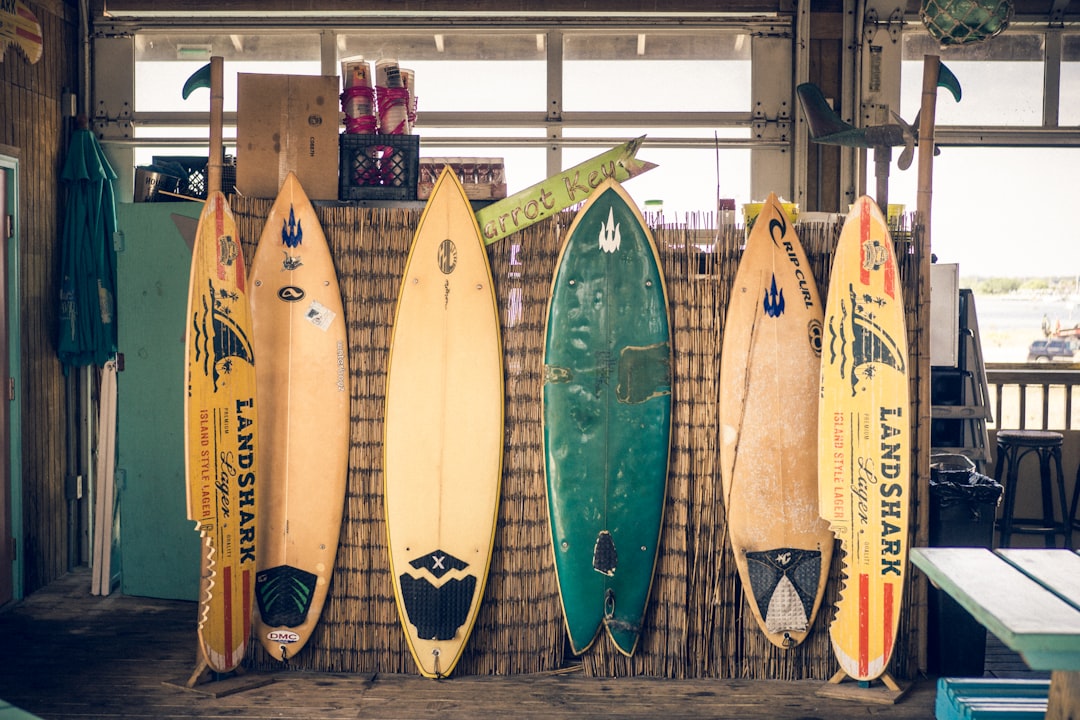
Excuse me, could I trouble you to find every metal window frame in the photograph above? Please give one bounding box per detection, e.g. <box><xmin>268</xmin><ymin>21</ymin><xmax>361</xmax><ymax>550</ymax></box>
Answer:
<box><xmin>94</xmin><ymin>18</ymin><xmax>793</xmax><ymax>202</ymax></box>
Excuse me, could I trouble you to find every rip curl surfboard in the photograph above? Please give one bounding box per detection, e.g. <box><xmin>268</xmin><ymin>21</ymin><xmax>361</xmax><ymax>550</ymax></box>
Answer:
<box><xmin>250</xmin><ymin>172</ymin><xmax>349</xmax><ymax>663</ymax></box>
<box><xmin>383</xmin><ymin>167</ymin><xmax>504</xmax><ymax>678</ymax></box>
<box><xmin>543</xmin><ymin>177</ymin><xmax>672</xmax><ymax>656</ymax></box>
<box><xmin>720</xmin><ymin>192</ymin><xmax>833</xmax><ymax>649</ymax></box>
<box><xmin>818</xmin><ymin>195</ymin><xmax>910</xmax><ymax>681</ymax></box>
<box><xmin>184</xmin><ymin>191</ymin><xmax>258</xmax><ymax>673</ymax></box>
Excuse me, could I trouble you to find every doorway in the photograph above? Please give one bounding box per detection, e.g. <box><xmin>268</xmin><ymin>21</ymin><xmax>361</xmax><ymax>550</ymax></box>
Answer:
<box><xmin>0</xmin><ymin>151</ymin><xmax>20</xmax><ymax>606</ymax></box>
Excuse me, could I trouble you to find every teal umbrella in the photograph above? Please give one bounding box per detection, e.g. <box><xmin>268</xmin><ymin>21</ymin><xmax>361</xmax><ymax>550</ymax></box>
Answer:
<box><xmin>58</xmin><ymin>125</ymin><xmax>118</xmax><ymax>371</ymax></box>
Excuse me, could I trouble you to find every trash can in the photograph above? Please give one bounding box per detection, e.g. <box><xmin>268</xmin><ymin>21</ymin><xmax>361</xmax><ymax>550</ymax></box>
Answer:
<box><xmin>927</xmin><ymin>454</ymin><xmax>1004</xmax><ymax>677</ymax></box>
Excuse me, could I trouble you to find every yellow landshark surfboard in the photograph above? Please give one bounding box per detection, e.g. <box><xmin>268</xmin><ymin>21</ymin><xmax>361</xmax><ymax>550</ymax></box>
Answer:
<box><xmin>384</xmin><ymin>167</ymin><xmax>504</xmax><ymax>678</ymax></box>
<box><xmin>184</xmin><ymin>191</ymin><xmax>258</xmax><ymax>673</ymax></box>
<box><xmin>818</xmin><ymin>195</ymin><xmax>909</xmax><ymax>681</ymax></box>
<box><xmin>250</xmin><ymin>173</ymin><xmax>349</xmax><ymax>663</ymax></box>
<box><xmin>720</xmin><ymin>192</ymin><xmax>833</xmax><ymax>649</ymax></box>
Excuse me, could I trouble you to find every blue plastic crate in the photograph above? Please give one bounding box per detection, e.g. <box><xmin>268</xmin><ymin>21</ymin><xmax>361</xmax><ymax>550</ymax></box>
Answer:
<box><xmin>935</xmin><ymin>677</ymin><xmax>1050</xmax><ymax>720</ymax></box>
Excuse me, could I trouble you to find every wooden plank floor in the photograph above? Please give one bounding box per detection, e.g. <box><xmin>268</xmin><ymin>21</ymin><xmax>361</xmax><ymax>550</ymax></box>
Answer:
<box><xmin>0</xmin><ymin>568</ymin><xmax>945</xmax><ymax>719</ymax></box>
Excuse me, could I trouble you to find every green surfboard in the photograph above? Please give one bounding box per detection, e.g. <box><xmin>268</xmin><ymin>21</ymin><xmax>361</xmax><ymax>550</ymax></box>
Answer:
<box><xmin>542</xmin><ymin>178</ymin><xmax>672</xmax><ymax>657</ymax></box>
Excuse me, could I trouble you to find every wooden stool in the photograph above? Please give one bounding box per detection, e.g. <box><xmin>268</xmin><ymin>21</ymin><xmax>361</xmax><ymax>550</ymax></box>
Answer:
<box><xmin>995</xmin><ymin>430</ymin><xmax>1068</xmax><ymax>548</ymax></box>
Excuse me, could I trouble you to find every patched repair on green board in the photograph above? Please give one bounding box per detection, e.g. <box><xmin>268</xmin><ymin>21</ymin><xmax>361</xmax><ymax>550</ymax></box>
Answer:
<box><xmin>545</xmin><ymin>365</ymin><xmax>573</xmax><ymax>384</ymax></box>
<box><xmin>616</xmin><ymin>343</ymin><xmax>671</xmax><ymax>404</ymax></box>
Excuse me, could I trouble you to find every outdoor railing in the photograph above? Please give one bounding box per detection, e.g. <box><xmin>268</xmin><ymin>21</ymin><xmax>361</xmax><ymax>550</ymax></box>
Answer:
<box><xmin>985</xmin><ymin>364</ymin><xmax>1080</xmax><ymax>431</ymax></box>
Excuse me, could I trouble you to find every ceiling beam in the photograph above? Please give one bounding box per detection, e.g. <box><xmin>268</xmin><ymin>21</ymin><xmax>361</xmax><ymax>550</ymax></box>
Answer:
<box><xmin>100</xmin><ymin>0</ymin><xmax>790</xmax><ymax>17</ymax></box>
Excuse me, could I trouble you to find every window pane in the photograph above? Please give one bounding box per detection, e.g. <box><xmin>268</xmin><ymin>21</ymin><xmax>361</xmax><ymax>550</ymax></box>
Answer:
<box><xmin>134</xmin><ymin>33</ymin><xmax>322</xmax><ymax>112</ymax></box>
<box><xmin>901</xmin><ymin>33</ymin><xmax>1045</xmax><ymax>125</ymax></box>
<box><xmin>1062</xmin><ymin>35</ymin><xmax>1080</xmax><ymax>125</ymax></box>
<box><xmin>563</xmin><ymin>32</ymin><xmax>752</xmax><ymax>112</ymax></box>
<box><xmin>132</xmin><ymin>125</ymin><xmax>236</xmax><ymax>168</ymax></box>
<box><xmin>418</xmin><ymin>128</ymin><xmax>547</xmax><ymax>195</ymax></box>
<box><xmin>563</xmin><ymin>130</ymin><xmax>751</xmax><ymax>218</ymax></box>
<box><xmin>883</xmin><ymin>146</ymin><xmax>1078</xmax><ymax>278</ymax></box>
<box><xmin>337</xmin><ymin>32</ymin><xmax>546</xmax><ymax>112</ymax></box>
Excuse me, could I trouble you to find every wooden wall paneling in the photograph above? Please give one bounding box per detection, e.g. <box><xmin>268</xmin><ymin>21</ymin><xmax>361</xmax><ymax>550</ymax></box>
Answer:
<box><xmin>0</xmin><ymin>0</ymin><xmax>81</xmax><ymax>595</ymax></box>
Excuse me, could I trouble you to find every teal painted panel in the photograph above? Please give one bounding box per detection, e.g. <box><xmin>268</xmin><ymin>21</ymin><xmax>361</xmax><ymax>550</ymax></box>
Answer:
<box><xmin>543</xmin><ymin>180</ymin><xmax>672</xmax><ymax>656</ymax></box>
<box><xmin>116</xmin><ymin>202</ymin><xmax>202</xmax><ymax>600</ymax></box>
<box><xmin>0</xmin><ymin>698</ymin><xmax>44</xmax><ymax>719</ymax></box>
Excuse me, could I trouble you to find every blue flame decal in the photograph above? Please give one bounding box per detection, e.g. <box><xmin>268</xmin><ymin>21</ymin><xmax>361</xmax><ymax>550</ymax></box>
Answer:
<box><xmin>282</xmin><ymin>206</ymin><xmax>303</xmax><ymax>249</ymax></box>
<box><xmin>764</xmin><ymin>274</ymin><xmax>785</xmax><ymax>318</ymax></box>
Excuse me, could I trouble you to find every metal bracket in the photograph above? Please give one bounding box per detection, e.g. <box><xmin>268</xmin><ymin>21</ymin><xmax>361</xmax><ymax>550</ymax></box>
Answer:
<box><xmin>1049</xmin><ymin>0</ymin><xmax>1069</xmax><ymax>27</ymax></box>
<box><xmin>65</xmin><ymin>474</ymin><xmax>83</xmax><ymax>501</ymax></box>
<box><xmin>752</xmin><ymin>103</ymin><xmax>791</xmax><ymax>143</ymax></box>
<box><xmin>93</xmin><ymin>100</ymin><xmax>133</xmax><ymax>139</ymax></box>
<box><xmin>864</xmin><ymin>7</ymin><xmax>906</xmax><ymax>45</ymax></box>
<box><xmin>862</xmin><ymin>101</ymin><xmax>892</xmax><ymax>128</ymax></box>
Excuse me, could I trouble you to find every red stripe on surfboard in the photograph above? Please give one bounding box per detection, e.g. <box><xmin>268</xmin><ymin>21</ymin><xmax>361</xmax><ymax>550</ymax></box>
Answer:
<box><xmin>859</xmin><ymin>199</ymin><xmax>871</xmax><ymax>287</ymax></box>
<box><xmin>856</xmin><ymin>197</ymin><xmax>897</xmax><ymax>298</ymax></box>
<box><xmin>213</xmin><ymin>196</ymin><xmax>228</xmax><ymax>282</ymax></box>
<box><xmin>243</xmin><ymin>568</ymin><xmax>252</xmax><ymax>636</ymax></box>
<box><xmin>859</xmin><ymin>572</ymin><xmax>869</xmax><ymax>677</ymax></box>
<box><xmin>223</xmin><ymin>564</ymin><xmax>234</xmax><ymax>667</ymax></box>
<box><xmin>883</xmin><ymin>581</ymin><xmax>895</xmax><ymax>665</ymax></box>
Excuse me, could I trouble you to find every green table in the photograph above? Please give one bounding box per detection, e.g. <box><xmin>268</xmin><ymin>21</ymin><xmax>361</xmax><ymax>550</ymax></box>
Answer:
<box><xmin>911</xmin><ymin>547</ymin><xmax>1080</xmax><ymax>719</ymax></box>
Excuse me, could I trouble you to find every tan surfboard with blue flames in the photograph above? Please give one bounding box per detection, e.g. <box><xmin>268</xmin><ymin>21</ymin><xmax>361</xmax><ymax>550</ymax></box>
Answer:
<box><xmin>184</xmin><ymin>191</ymin><xmax>258</xmax><ymax>673</ymax></box>
<box><xmin>383</xmin><ymin>167</ymin><xmax>504</xmax><ymax>678</ymax></box>
<box><xmin>250</xmin><ymin>172</ymin><xmax>350</xmax><ymax>664</ymax></box>
<box><xmin>818</xmin><ymin>195</ymin><xmax>910</xmax><ymax>681</ymax></box>
<box><xmin>720</xmin><ymin>192</ymin><xmax>833</xmax><ymax>649</ymax></box>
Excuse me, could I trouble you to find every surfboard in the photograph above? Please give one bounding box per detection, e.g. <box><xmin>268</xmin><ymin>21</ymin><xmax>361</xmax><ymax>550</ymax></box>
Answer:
<box><xmin>543</xmin><ymin>177</ymin><xmax>672</xmax><ymax>657</ymax></box>
<box><xmin>0</xmin><ymin>1</ymin><xmax>43</xmax><ymax>64</ymax></box>
<box><xmin>184</xmin><ymin>190</ymin><xmax>258</xmax><ymax>673</ymax></box>
<box><xmin>719</xmin><ymin>192</ymin><xmax>833</xmax><ymax>649</ymax></box>
<box><xmin>249</xmin><ymin>172</ymin><xmax>349</xmax><ymax>663</ymax></box>
<box><xmin>818</xmin><ymin>195</ymin><xmax>910</xmax><ymax>681</ymax></box>
<box><xmin>383</xmin><ymin>166</ymin><xmax>504</xmax><ymax>678</ymax></box>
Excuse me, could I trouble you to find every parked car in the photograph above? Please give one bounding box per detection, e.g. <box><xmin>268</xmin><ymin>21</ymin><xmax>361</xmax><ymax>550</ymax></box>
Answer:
<box><xmin>1027</xmin><ymin>338</ymin><xmax>1079</xmax><ymax>362</ymax></box>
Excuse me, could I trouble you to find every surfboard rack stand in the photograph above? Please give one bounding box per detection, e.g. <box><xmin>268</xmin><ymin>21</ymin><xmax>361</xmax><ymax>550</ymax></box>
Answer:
<box><xmin>163</xmin><ymin>660</ymin><xmax>274</xmax><ymax>698</ymax></box>
<box><xmin>815</xmin><ymin>669</ymin><xmax>910</xmax><ymax>705</ymax></box>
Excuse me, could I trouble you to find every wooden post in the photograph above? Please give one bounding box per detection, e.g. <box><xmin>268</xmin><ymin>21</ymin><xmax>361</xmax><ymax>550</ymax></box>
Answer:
<box><xmin>913</xmin><ymin>53</ymin><xmax>941</xmax><ymax>676</ymax></box>
<box><xmin>207</xmin><ymin>56</ymin><xmax>223</xmax><ymax>196</ymax></box>
<box><xmin>874</xmin><ymin>146</ymin><xmax>891</xmax><ymax>211</ymax></box>
<box><xmin>1047</xmin><ymin>670</ymin><xmax>1080</xmax><ymax>720</ymax></box>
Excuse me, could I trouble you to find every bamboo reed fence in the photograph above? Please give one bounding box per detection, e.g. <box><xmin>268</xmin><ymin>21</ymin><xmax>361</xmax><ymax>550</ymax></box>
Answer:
<box><xmin>231</xmin><ymin>198</ymin><xmax>928</xmax><ymax>681</ymax></box>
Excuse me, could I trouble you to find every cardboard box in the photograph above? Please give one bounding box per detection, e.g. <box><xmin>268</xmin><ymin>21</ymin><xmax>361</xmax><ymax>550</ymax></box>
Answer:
<box><xmin>418</xmin><ymin>157</ymin><xmax>507</xmax><ymax>201</ymax></box>
<box><xmin>236</xmin><ymin>74</ymin><xmax>340</xmax><ymax>200</ymax></box>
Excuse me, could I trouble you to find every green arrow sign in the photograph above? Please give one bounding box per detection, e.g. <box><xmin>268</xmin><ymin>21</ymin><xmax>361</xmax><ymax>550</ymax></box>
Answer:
<box><xmin>476</xmin><ymin>136</ymin><xmax>657</xmax><ymax>245</ymax></box>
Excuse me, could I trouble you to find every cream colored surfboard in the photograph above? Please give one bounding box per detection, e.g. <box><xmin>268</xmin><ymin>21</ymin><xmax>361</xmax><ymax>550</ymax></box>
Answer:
<box><xmin>184</xmin><ymin>191</ymin><xmax>257</xmax><ymax>673</ymax></box>
<box><xmin>249</xmin><ymin>172</ymin><xmax>350</xmax><ymax>663</ymax></box>
<box><xmin>384</xmin><ymin>167</ymin><xmax>504</xmax><ymax>678</ymax></box>
<box><xmin>720</xmin><ymin>192</ymin><xmax>833</xmax><ymax>649</ymax></box>
<box><xmin>818</xmin><ymin>195</ymin><xmax>910</xmax><ymax>681</ymax></box>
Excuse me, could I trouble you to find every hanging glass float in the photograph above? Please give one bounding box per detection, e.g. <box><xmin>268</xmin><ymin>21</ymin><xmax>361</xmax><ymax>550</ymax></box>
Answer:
<box><xmin>920</xmin><ymin>0</ymin><xmax>1014</xmax><ymax>45</ymax></box>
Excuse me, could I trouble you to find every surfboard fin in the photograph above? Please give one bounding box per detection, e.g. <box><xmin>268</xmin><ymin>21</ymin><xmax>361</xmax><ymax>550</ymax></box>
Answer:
<box><xmin>182</xmin><ymin>62</ymin><xmax>213</xmax><ymax>100</ymax></box>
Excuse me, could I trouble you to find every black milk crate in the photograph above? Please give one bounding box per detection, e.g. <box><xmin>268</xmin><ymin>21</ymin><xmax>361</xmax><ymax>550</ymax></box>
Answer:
<box><xmin>338</xmin><ymin>133</ymin><xmax>419</xmax><ymax>201</ymax></box>
<box><xmin>151</xmin><ymin>155</ymin><xmax>236</xmax><ymax>198</ymax></box>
